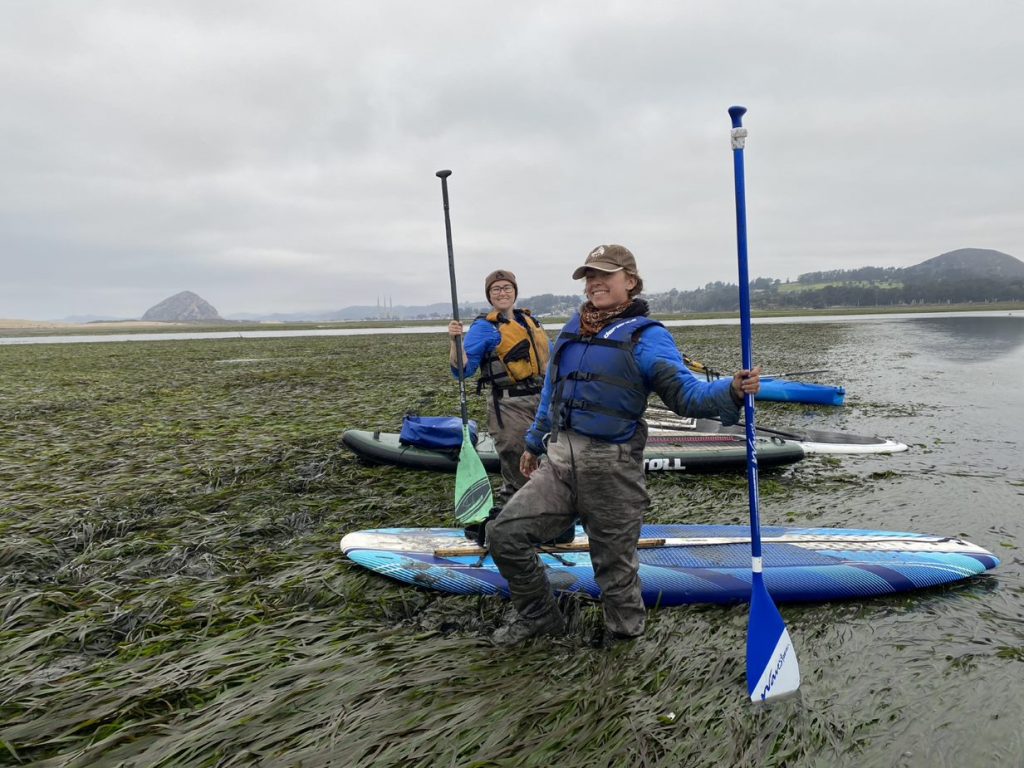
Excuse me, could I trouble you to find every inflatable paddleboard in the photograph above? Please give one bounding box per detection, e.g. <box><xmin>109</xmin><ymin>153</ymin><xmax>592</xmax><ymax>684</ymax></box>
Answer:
<box><xmin>645</xmin><ymin>415</ymin><xmax>908</xmax><ymax>455</ymax></box>
<box><xmin>342</xmin><ymin>429</ymin><xmax>805</xmax><ymax>474</ymax></box>
<box><xmin>341</xmin><ymin>524</ymin><xmax>998</xmax><ymax>606</ymax></box>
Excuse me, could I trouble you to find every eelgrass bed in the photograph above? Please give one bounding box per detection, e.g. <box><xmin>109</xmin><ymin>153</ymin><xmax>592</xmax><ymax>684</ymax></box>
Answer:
<box><xmin>1</xmin><ymin>325</ymin><xmax>868</xmax><ymax>767</ymax></box>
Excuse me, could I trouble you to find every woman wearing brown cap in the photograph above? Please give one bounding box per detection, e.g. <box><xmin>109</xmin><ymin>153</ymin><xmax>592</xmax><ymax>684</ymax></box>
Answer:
<box><xmin>486</xmin><ymin>244</ymin><xmax>761</xmax><ymax>648</ymax></box>
<box><xmin>448</xmin><ymin>270</ymin><xmax>553</xmax><ymax>513</ymax></box>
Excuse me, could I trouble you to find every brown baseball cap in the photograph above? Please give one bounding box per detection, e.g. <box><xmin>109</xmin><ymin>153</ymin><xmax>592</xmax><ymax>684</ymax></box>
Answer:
<box><xmin>484</xmin><ymin>269</ymin><xmax>518</xmax><ymax>303</ymax></box>
<box><xmin>572</xmin><ymin>244</ymin><xmax>637</xmax><ymax>280</ymax></box>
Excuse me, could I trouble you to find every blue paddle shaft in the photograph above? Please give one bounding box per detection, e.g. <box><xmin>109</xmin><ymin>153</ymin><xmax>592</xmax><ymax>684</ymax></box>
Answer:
<box><xmin>730</xmin><ymin>105</ymin><xmax>801</xmax><ymax>701</ymax></box>
<box><xmin>728</xmin><ymin>106</ymin><xmax>763</xmax><ymax>559</ymax></box>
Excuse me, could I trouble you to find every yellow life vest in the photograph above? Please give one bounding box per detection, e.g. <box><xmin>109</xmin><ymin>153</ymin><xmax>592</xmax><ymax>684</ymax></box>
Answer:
<box><xmin>478</xmin><ymin>308</ymin><xmax>550</xmax><ymax>391</ymax></box>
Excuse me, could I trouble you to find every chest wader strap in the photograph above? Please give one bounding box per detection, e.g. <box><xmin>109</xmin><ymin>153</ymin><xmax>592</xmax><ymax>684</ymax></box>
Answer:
<box><xmin>488</xmin><ymin>381</ymin><xmax>543</xmax><ymax>430</ymax></box>
<box><xmin>491</xmin><ymin>385</ymin><xmax>504</xmax><ymax>429</ymax></box>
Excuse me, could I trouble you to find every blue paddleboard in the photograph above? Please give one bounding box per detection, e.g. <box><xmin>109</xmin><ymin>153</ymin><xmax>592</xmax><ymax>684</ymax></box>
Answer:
<box><xmin>341</xmin><ymin>524</ymin><xmax>998</xmax><ymax>606</ymax></box>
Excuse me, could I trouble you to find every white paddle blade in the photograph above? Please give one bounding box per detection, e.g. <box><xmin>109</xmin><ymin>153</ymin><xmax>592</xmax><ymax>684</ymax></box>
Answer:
<box><xmin>748</xmin><ymin>625</ymin><xmax>800</xmax><ymax>702</ymax></box>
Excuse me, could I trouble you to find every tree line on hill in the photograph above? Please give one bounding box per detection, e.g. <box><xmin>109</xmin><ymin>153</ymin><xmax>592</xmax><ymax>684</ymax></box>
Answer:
<box><xmin>647</xmin><ymin>274</ymin><xmax>1024</xmax><ymax>313</ymax></box>
<box><xmin>521</xmin><ymin>275</ymin><xmax>1024</xmax><ymax>316</ymax></box>
<box><xmin>139</xmin><ymin>249</ymin><xmax>1022</xmax><ymax>322</ymax></box>
<box><xmin>523</xmin><ymin>249</ymin><xmax>1024</xmax><ymax>315</ymax></box>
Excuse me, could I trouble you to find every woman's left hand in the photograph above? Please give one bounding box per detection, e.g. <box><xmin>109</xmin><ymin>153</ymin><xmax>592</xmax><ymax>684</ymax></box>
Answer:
<box><xmin>731</xmin><ymin>365</ymin><xmax>762</xmax><ymax>400</ymax></box>
<box><xmin>520</xmin><ymin>451</ymin><xmax>540</xmax><ymax>478</ymax></box>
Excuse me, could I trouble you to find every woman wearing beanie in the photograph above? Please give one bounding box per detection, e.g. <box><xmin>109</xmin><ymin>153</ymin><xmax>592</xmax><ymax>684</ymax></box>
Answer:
<box><xmin>447</xmin><ymin>270</ymin><xmax>552</xmax><ymax>513</ymax></box>
<box><xmin>486</xmin><ymin>244</ymin><xmax>761</xmax><ymax>648</ymax></box>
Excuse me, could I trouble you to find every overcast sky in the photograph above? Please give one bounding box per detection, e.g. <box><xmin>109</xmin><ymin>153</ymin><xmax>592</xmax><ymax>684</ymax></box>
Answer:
<box><xmin>2</xmin><ymin>1</ymin><xmax>1021</xmax><ymax>319</ymax></box>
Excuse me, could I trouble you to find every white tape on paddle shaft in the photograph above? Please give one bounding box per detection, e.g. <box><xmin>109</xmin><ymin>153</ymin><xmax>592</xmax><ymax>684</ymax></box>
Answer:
<box><xmin>731</xmin><ymin>127</ymin><xmax>748</xmax><ymax>149</ymax></box>
<box><xmin>751</xmin><ymin>555</ymin><xmax>763</xmax><ymax>573</ymax></box>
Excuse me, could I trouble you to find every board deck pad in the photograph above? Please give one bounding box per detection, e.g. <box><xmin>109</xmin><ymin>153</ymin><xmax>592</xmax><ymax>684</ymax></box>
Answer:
<box><xmin>341</xmin><ymin>524</ymin><xmax>998</xmax><ymax>606</ymax></box>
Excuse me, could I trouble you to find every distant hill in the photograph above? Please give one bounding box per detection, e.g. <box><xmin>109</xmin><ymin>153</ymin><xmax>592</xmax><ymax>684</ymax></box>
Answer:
<box><xmin>58</xmin><ymin>314</ymin><xmax>131</xmax><ymax>323</ymax></box>
<box><xmin>142</xmin><ymin>291</ymin><xmax>222</xmax><ymax>322</ymax></box>
<box><xmin>324</xmin><ymin>302</ymin><xmax>491</xmax><ymax>321</ymax></box>
<box><xmin>903</xmin><ymin>248</ymin><xmax>1024</xmax><ymax>281</ymax></box>
<box><xmin>226</xmin><ymin>302</ymin><xmax>495</xmax><ymax>322</ymax></box>
<box><xmin>221</xmin><ymin>248</ymin><xmax>1024</xmax><ymax>321</ymax></box>
<box><xmin>225</xmin><ymin>310</ymin><xmax>336</xmax><ymax>323</ymax></box>
<box><xmin>647</xmin><ymin>247</ymin><xmax>1024</xmax><ymax>313</ymax></box>
<box><xmin>793</xmin><ymin>248</ymin><xmax>1024</xmax><ymax>287</ymax></box>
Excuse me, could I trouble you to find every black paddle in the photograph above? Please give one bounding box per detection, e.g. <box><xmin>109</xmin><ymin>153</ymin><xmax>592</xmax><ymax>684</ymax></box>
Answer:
<box><xmin>436</xmin><ymin>170</ymin><xmax>493</xmax><ymax>526</ymax></box>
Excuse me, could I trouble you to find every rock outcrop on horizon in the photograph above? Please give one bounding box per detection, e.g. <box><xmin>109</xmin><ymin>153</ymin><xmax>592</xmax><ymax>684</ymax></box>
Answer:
<box><xmin>151</xmin><ymin>247</ymin><xmax>1023</xmax><ymax>322</ymax></box>
<box><xmin>142</xmin><ymin>291</ymin><xmax>221</xmax><ymax>322</ymax></box>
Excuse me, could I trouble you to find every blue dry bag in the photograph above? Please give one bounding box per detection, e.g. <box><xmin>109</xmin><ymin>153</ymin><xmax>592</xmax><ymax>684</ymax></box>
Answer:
<box><xmin>399</xmin><ymin>415</ymin><xmax>478</xmax><ymax>449</ymax></box>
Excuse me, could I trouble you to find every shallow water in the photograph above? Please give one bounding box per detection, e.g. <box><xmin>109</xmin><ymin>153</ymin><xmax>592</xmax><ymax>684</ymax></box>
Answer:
<box><xmin>0</xmin><ymin>315</ymin><xmax>1022</xmax><ymax>767</ymax></box>
<box><xmin>737</xmin><ymin>315</ymin><xmax>1024</xmax><ymax>766</ymax></box>
<box><xmin>0</xmin><ymin>309</ymin><xmax>1017</xmax><ymax>346</ymax></box>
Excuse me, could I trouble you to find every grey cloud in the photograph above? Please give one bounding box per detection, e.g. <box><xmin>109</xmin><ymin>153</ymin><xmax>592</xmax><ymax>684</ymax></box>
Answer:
<box><xmin>1</xmin><ymin>1</ymin><xmax>1021</xmax><ymax>319</ymax></box>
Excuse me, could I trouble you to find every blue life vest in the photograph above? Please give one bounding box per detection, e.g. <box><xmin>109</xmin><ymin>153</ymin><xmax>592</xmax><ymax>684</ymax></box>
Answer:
<box><xmin>548</xmin><ymin>313</ymin><xmax>662</xmax><ymax>443</ymax></box>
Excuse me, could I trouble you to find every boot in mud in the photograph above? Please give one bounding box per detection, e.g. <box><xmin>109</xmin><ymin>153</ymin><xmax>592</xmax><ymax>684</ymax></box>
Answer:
<box><xmin>591</xmin><ymin>629</ymin><xmax>641</xmax><ymax>651</ymax></box>
<box><xmin>491</xmin><ymin>606</ymin><xmax>566</xmax><ymax>647</ymax></box>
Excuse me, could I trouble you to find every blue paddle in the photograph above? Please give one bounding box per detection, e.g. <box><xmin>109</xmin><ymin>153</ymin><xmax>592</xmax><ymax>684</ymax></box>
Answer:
<box><xmin>436</xmin><ymin>170</ymin><xmax>494</xmax><ymax>526</ymax></box>
<box><xmin>728</xmin><ymin>106</ymin><xmax>801</xmax><ymax>701</ymax></box>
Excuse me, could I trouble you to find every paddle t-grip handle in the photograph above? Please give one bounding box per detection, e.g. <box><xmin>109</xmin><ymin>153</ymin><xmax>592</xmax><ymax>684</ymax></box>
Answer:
<box><xmin>436</xmin><ymin>169</ymin><xmax>452</xmax><ymax>178</ymax></box>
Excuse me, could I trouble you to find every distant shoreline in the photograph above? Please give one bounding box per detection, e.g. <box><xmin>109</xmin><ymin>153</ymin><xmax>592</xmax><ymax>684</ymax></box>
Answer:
<box><xmin>0</xmin><ymin>319</ymin><xmax>190</xmax><ymax>331</ymax></box>
<box><xmin>0</xmin><ymin>318</ymin><xmax>191</xmax><ymax>331</ymax></box>
<box><xmin>2</xmin><ymin>302</ymin><xmax>1022</xmax><ymax>338</ymax></box>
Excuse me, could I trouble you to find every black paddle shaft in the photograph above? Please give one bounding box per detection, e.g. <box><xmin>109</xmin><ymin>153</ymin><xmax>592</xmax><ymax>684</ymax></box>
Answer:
<box><xmin>436</xmin><ymin>169</ymin><xmax>471</xmax><ymax>424</ymax></box>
